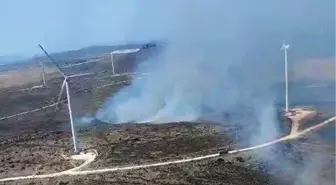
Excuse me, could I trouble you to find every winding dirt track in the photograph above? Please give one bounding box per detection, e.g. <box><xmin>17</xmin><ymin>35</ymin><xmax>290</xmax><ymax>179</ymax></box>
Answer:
<box><xmin>229</xmin><ymin>116</ymin><xmax>335</xmax><ymax>153</ymax></box>
<box><xmin>0</xmin><ymin>150</ymin><xmax>98</xmax><ymax>182</ymax></box>
<box><xmin>0</xmin><ymin>116</ymin><xmax>334</xmax><ymax>182</ymax></box>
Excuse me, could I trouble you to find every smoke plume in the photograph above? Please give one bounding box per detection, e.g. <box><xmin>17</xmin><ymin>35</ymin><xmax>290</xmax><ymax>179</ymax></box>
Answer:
<box><xmin>96</xmin><ymin>0</ymin><xmax>334</xmax><ymax>183</ymax></box>
<box><xmin>96</xmin><ymin>0</ymin><xmax>299</xmax><ymax>143</ymax></box>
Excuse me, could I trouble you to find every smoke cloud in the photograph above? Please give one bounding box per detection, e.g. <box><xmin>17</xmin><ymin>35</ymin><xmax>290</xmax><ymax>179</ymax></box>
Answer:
<box><xmin>96</xmin><ymin>0</ymin><xmax>334</xmax><ymax>183</ymax></box>
<box><xmin>97</xmin><ymin>0</ymin><xmax>294</xmax><ymax>142</ymax></box>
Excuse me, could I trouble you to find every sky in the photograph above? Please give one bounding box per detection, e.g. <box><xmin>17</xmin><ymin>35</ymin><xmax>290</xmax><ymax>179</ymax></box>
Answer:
<box><xmin>0</xmin><ymin>0</ymin><xmax>334</xmax><ymax>57</ymax></box>
<box><xmin>0</xmin><ymin>0</ymin><xmax>158</xmax><ymax>57</ymax></box>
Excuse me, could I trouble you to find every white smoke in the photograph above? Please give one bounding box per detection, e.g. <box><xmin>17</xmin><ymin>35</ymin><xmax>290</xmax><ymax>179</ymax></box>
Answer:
<box><xmin>96</xmin><ymin>0</ymin><xmax>286</xmax><ymax>147</ymax></box>
<box><xmin>95</xmin><ymin>0</ymin><xmax>334</xmax><ymax>183</ymax></box>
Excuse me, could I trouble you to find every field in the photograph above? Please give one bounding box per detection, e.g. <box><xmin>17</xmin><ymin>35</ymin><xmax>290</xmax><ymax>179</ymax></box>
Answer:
<box><xmin>0</xmin><ymin>50</ymin><xmax>335</xmax><ymax>185</ymax></box>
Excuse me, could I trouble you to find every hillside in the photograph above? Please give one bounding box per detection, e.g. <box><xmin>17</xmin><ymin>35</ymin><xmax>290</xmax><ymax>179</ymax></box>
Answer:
<box><xmin>0</xmin><ymin>42</ymin><xmax>159</xmax><ymax>72</ymax></box>
<box><xmin>0</xmin><ymin>55</ymin><xmax>26</xmax><ymax>65</ymax></box>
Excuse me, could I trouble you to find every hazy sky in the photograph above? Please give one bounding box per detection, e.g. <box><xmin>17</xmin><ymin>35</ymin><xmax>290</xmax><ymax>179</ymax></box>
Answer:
<box><xmin>0</xmin><ymin>0</ymin><xmax>334</xmax><ymax>57</ymax></box>
<box><xmin>0</xmin><ymin>0</ymin><xmax>164</xmax><ymax>56</ymax></box>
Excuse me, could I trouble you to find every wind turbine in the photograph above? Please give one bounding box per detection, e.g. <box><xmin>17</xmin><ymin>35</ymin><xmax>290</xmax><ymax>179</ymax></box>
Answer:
<box><xmin>110</xmin><ymin>48</ymin><xmax>140</xmax><ymax>75</ymax></box>
<box><xmin>280</xmin><ymin>40</ymin><xmax>290</xmax><ymax>112</ymax></box>
<box><xmin>22</xmin><ymin>60</ymin><xmax>47</xmax><ymax>91</ymax></box>
<box><xmin>40</xmin><ymin>60</ymin><xmax>46</xmax><ymax>87</ymax></box>
<box><xmin>38</xmin><ymin>44</ymin><xmax>93</xmax><ymax>153</ymax></box>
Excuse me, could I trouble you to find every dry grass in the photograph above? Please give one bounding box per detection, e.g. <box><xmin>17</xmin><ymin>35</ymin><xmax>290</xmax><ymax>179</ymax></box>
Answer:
<box><xmin>0</xmin><ymin>123</ymin><xmax>279</xmax><ymax>185</ymax></box>
<box><xmin>292</xmin><ymin>57</ymin><xmax>335</xmax><ymax>81</ymax></box>
<box><xmin>0</xmin><ymin>66</ymin><xmax>59</xmax><ymax>88</ymax></box>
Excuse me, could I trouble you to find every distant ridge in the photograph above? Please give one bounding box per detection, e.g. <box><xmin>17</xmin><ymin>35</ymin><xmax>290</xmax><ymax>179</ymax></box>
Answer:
<box><xmin>0</xmin><ymin>55</ymin><xmax>26</xmax><ymax>65</ymax></box>
<box><xmin>0</xmin><ymin>42</ymin><xmax>161</xmax><ymax>72</ymax></box>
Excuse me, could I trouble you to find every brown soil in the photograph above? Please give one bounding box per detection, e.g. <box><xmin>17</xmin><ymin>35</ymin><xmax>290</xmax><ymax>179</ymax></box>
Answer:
<box><xmin>0</xmin><ymin>66</ymin><xmax>59</xmax><ymax>88</ymax></box>
<box><xmin>0</xmin><ymin>60</ymin><xmax>334</xmax><ymax>185</ymax></box>
<box><xmin>286</xmin><ymin>108</ymin><xmax>316</xmax><ymax>135</ymax></box>
<box><xmin>0</xmin><ymin>131</ymin><xmax>75</xmax><ymax>179</ymax></box>
<box><xmin>0</xmin><ymin>122</ymin><xmax>280</xmax><ymax>185</ymax></box>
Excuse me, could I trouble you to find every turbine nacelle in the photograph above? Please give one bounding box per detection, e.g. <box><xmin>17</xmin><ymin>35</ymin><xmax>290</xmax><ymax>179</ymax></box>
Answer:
<box><xmin>280</xmin><ymin>40</ymin><xmax>290</xmax><ymax>50</ymax></box>
<box><xmin>281</xmin><ymin>44</ymin><xmax>290</xmax><ymax>50</ymax></box>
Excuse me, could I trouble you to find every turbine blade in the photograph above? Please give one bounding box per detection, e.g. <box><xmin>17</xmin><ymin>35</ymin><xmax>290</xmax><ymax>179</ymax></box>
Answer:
<box><xmin>62</xmin><ymin>59</ymin><xmax>101</xmax><ymax>68</ymax></box>
<box><xmin>54</xmin><ymin>80</ymin><xmax>66</xmax><ymax>112</ymax></box>
<box><xmin>112</xmin><ymin>48</ymin><xmax>140</xmax><ymax>54</ymax></box>
<box><xmin>38</xmin><ymin>44</ymin><xmax>66</xmax><ymax>77</ymax></box>
<box><xmin>69</xmin><ymin>72</ymin><xmax>94</xmax><ymax>78</ymax></box>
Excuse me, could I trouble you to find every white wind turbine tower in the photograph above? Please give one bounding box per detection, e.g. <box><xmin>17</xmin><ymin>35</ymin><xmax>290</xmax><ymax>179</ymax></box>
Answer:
<box><xmin>110</xmin><ymin>48</ymin><xmax>140</xmax><ymax>75</ymax></box>
<box><xmin>40</xmin><ymin>60</ymin><xmax>46</xmax><ymax>87</ymax></box>
<box><xmin>280</xmin><ymin>40</ymin><xmax>290</xmax><ymax>112</ymax></box>
<box><xmin>38</xmin><ymin>44</ymin><xmax>93</xmax><ymax>153</ymax></box>
<box><xmin>23</xmin><ymin>60</ymin><xmax>47</xmax><ymax>91</ymax></box>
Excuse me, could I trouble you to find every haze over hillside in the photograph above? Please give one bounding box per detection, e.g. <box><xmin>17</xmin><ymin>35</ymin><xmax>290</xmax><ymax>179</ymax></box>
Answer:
<box><xmin>0</xmin><ymin>42</ymin><xmax>159</xmax><ymax>71</ymax></box>
<box><xmin>33</xmin><ymin>43</ymin><xmax>146</xmax><ymax>61</ymax></box>
<box><xmin>0</xmin><ymin>55</ymin><xmax>27</xmax><ymax>65</ymax></box>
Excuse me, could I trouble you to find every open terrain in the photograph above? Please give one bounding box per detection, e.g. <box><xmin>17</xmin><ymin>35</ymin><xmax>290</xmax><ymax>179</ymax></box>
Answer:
<box><xmin>0</xmin><ymin>109</ymin><xmax>334</xmax><ymax>185</ymax></box>
<box><xmin>0</xmin><ymin>47</ymin><xmax>334</xmax><ymax>184</ymax></box>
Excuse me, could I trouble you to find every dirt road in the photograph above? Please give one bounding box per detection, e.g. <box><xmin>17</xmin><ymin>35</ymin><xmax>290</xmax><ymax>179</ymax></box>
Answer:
<box><xmin>0</xmin><ymin>116</ymin><xmax>334</xmax><ymax>183</ymax></box>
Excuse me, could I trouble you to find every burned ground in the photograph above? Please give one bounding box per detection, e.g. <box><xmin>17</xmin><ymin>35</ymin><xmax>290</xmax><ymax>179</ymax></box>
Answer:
<box><xmin>0</xmin><ymin>120</ymin><xmax>281</xmax><ymax>185</ymax></box>
<box><xmin>0</xmin><ymin>53</ymin><xmax>334</xmax><ymax>185</ymax></box>
<box><xmin>0</xmin><ymin>115</ymin><xmax>334</xmax><ymax>185</ymax></box>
